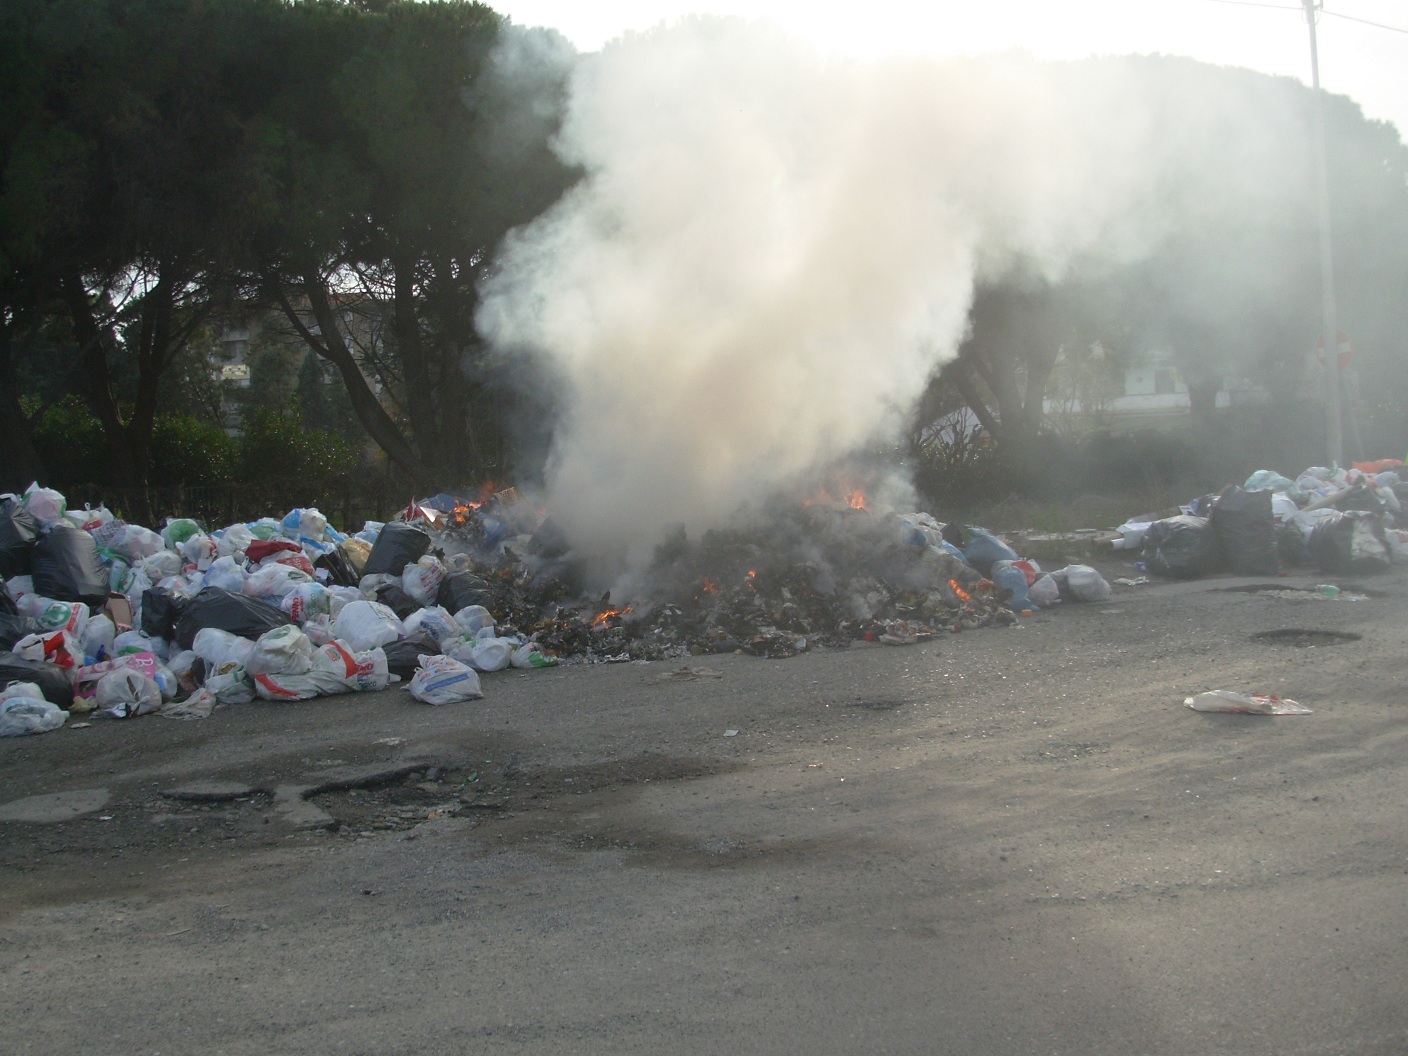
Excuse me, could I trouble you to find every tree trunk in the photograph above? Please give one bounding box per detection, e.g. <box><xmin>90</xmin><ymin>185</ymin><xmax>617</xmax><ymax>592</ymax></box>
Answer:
<box><xmin>61</xmin><ymin>274</ymin><xmax>156</xmax><ymax>522</ymax></box>
<box><xmin>272</xmin><ymin>269</ymin><xmax>435</xmax><ymax>485</ymax></box>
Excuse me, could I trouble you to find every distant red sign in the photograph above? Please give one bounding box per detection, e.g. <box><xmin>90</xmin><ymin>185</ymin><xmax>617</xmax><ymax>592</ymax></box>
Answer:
<box><xmin>1315</xmin><ymin>330</ymin><xmax>1353</xmax><ymax>369</ymax></box>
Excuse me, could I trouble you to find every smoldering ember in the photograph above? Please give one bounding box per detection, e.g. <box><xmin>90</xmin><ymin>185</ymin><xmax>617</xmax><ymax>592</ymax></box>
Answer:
<box><xmin>3</xmin><ymin>455</ymin><xmax>1406</xmax><ymax>729</ymax></box>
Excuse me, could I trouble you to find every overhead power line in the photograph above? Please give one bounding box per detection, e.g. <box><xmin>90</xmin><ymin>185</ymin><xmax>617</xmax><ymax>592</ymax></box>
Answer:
<box><xmin>1322</xmin><ymin>9</ymin><xmax>1408</xmax><ymax>35</ymax></box>
<box><xmin>1194</xmin><ymin>0</ymin><xmax>1408</xmax><ymax>34</ymax></box>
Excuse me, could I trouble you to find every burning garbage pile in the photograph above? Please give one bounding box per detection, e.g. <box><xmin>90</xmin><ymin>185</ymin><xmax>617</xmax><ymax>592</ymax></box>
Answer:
<box><xmin>0</xmin><ymin>478</ymin><xmax>1114</xmax><ymax>735</ymax></box>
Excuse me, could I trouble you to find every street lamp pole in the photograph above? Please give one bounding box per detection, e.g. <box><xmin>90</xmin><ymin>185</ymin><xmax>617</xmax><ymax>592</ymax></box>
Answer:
<box><xmin>1302</xmin><ymin>0</ymin><xmax>1343</xmax><ymax>466</ymax></box>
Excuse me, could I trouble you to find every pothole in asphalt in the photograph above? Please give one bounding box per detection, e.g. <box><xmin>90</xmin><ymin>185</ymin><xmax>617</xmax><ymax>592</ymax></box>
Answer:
<box><xmin>1251</xmin><ymin>628</ymin><xmax>1362</xmax><ymax>648</ymax></box>
<box><xmin>847</xmin><ymin>698</ymin><xmax>907</xmax><ymax>711</ymax></box>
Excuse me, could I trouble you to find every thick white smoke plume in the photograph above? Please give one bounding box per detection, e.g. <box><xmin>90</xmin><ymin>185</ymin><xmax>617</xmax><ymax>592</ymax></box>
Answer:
<box><xmin>477</xmin><ymin>17</ymin><xmax>1306</xmax><ymax>570</ymax></box>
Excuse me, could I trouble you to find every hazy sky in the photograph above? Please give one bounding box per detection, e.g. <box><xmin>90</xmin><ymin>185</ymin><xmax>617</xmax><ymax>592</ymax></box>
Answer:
<box><xmin>493</xmin><ymin>0</ymin><xmax>1408</xmax><ymax>140</ymax></box>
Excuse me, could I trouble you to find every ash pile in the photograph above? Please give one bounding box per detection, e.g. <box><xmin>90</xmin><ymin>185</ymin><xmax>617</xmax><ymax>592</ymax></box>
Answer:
<box><xmin>426</xmin><ymin>486</ymin><xmax>1103</xmax><ymax>663</ymax></box>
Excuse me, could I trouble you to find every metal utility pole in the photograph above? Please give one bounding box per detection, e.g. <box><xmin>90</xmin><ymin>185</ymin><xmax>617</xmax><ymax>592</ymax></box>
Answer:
<box><xmin>1302</xmin><ymin>0</ymin><xmax>1344</xmax><ymax>466</ymax></box>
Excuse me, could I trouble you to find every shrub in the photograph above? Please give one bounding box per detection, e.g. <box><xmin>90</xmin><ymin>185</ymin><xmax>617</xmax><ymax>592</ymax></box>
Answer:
<box><xmin>150</xmin><ymin>416</ymin><xmax>237</xmax><ymax>486</ymax></box>
<box><xmin>237</xmin><ymin>408</ymin><xmax>357</xmax><ymax>483</ymax></box>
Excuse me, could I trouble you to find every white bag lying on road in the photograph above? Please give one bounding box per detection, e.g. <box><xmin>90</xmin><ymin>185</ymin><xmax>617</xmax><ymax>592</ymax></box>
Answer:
<box><xmin>205</xmin><ymin>662</ymin><xmax>256</xmax><ymax>704</ymax></box>
<box><xmin>95</xmin><ymin>668</ymin><xmax>163</xmax><ymax>718</ymax></box>
<box><xmin>1054</xmin><ymin>564</ymin><xmax>1112</xmax><ymax>602</ymax></box>
<box><xmin>252</xmin><ymin>639</ymin><xmax>391</xmax><ymax>700</ymax></box>
<box><xmin>407</xmin><ymin>654</ymin><xmax>483</xmax><ymax>705</ymax></box>
<box><xmin>1184</xmin><ymin>691</ymin><xmax>1312</xmax><ymax>716</ymax></box>
<box><xmin>0</xmin><ymin>683</ymin><xmax>68</xmax><ymax>736</ymax></box>
<box><xmin>445</xmin><ymin>636</ymin><xmax>513</xmax><ymax>673</ymax></box>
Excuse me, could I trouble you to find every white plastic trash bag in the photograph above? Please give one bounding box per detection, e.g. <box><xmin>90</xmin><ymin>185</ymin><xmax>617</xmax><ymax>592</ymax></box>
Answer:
<box><xmin>334</xmin><ymin>600</ymin><xmax>403</xmax><ymax>652</ymax></box>
<box><xmin>80</xmin><ymin>613</ymin><xmax>116</xmax><ymax>659</ymax></box>
<box><xmin>452</xmin><ymin>604</ymin><xmax>495</xmax><ymax>637</ymax></box>
<box><xmin>408</xmin><ymin>654</ymin><xmax>483</xmax><ymax>705</ymax></box>
<box><xmin>21</xmin><ymin>482</ymin><xmax>67</xmax><ymax>526</ymax></box>
<box><xmin>403</xmin><ymin>605</ymin><xmax>458</xmax><ymax>643</ymax></box>
<box><xmin>139</xmin><ymin>549</ymin><xmax>183</xmax><ymax>580</ymax></box>
<box><xmin>192</xmin><ymin>627</ymin><xmax>255</xmax><ymax>670</ymax></box>
<box><xmin>457</xmin><ymin>637</ymin><xmax>512</xmax><ymax>673</ymax></box>
<box><xmin>1026</xmin><ymin>573</ymin><xmax>1060</xmax><ymax>608</ymax></box>
<box><xmin>215</xmin><ymin>523</ymin><xmax>255</xmax><ymax>558</ymax></box>
<box><xmin>401</xmin><ymin>555</ymin><xmax>446</xmax><ymax>606</ymax></box>
<box><xmin>254</xmin><ymin>639</ymin><xmax>391</xmax><ymax>699</ymax></box>
<box><xmin>14</xmin><ymin>630</ymin><xmax>83</xmax><ymax>674</ymax></box>
<box><xmin>113</xmin><ymin>629</ymin><xmax>168</xmax><ymax>660</ymax></box>
<box><xmin>181</xmin><ymin>534</ymin><xmax>218</xmax><ymax>571</ymax></box>
<box><xmin>0</xmin><ymin>684</ymin><xmax>68</xmax><ymax>736</ymax></box>
<box><xmin>244</xmin><ymin>563</ymin><xmax>312</xmax><ymax>600</ymax></box>
<box><xmin>244</xmin><ymin>625</ymin><xmax>314</xmax><ymax>677</ymax></box>
<box><xmin>113</xmin><ymin>523</ymin><xmax>165</xmax><ymax>561</ymax></box>
<box><xmin>280</xmin><ymin>582</ymin><xmax>332</xmax><ymax>624</ymax></box>
<box><xmin>95</xmin><ymin>668</ymin><xmax>163</xmax><ymax>718</ymax></box>
<box><xmin>1184</xmin><ymin>691</ymin><xmax>1311</xmax><ymax>716</ymax></box>
<box><xmin>510</xmin><ymin>643</ymin><xmax>557</xmax><ymax>669</ymax></box>
<box><xmin>281</xmin><ymin>507</ymin><xmax>328</xmax><ymax>542</ymax></box>
<box><xmin>1056</xmin><ymin>564</ymin><xmax>1112</xmax><ymax>602</ymax></box>
<box><xmin>17</xmin><ymin>594</ymin><xmax>90</xmax><ymax>636</ymax></box>
<box><xmin>205</xmin><ymin>662</ymin><xmax>256</xmax><ymax>704</ymax></box>
<box><xmin>302</xmin><ymin>614</ymin><xmax>336</xmax><ymax>646</ymax></box>
<box><xmin>203</xmin><ymin>555</ymin><xmax>247</xmax><ymax>593</ymax></box>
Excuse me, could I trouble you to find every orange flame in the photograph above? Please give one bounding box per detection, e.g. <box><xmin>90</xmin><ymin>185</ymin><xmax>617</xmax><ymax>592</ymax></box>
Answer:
<box><xmin>700</xmin><ymin>577</ymin><xmax>720</xmax><ymax>594</ymax></box>
<box><xmin>590</xmin><ymin>605</ymin><xmax>633</xmax><ymax>628</ymax></box>
<box><xmin>949</xmin><ymin>579</ymin><xmax>971</xmax><ymax>603</ymax></box>
<box><xmin>846</xmin><ymin>489</ymin><xmax>867</xmax><ymax>510</ymax></box>
<box><xmin>745</xmin><ymin>569</ymin><xmax>758</xmax><ymax>592</ymax></box>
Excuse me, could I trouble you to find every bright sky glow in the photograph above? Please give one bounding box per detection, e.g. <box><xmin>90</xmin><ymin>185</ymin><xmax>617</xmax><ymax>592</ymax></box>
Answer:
<box><xmin>493</xmin><ymin>0</ymin><xmax>1408</xmax><ymax>139</ymax></box>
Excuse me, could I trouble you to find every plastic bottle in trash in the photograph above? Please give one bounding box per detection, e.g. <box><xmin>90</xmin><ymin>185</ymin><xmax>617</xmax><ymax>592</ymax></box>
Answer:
<box><xmin>1315</xmin><ymin>584</ymin><xmax>1341</xmax><ymax>596</ymax></box>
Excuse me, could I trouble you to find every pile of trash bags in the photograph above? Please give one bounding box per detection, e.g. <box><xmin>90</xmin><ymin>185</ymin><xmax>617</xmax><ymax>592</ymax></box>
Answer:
<box><xmin>1</xmin><ymin>481</ymin><xmax>1109</xmax><ymax>735</ymax></box>
<box><xmin>1113</xmin><ymin>461</ymin><xmax>1408</xmax><ymax>579</ymax></box>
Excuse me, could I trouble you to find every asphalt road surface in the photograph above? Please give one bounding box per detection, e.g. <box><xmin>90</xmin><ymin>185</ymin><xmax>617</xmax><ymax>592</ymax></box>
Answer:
<box><xmin>2</xmin><ymin>562</ymin><xmax>1406</xmax><ymax>1055</ymax></box>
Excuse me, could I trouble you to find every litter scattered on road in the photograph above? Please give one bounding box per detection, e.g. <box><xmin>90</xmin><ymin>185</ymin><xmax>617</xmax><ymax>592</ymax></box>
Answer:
<box><xmin>1184</xmin><ymin>691</ymin><xmax>1313</xmax><ymax>716</ymax></box>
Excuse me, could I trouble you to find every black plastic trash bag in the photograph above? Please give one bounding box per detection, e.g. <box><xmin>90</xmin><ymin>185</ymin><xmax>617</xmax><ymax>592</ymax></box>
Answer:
<box><xmin>437</xmin><ymin>571</ymin><xmax>493</xmax><ymax>613</ymax></box>
<box><xmin>1209</xmin><ymin>486</ymin><xmax>1279</xmax><ymax>575</ymax></box>
<box><xmin>369</xmin><ymin>581</ymin><xmax>420</xmax><ymax>620</ymax></box>
<box><xmin>1308</xmin><ymin>511</ymin><xmax>1390</xmax><ymax>575</ymax></box>
<box><xmin>173</xmin><ymin>587</ymin><xmax>293</xmax><ymax>650</ymax></box>
<box><xmin>0</xmin><ymin>497</ymin><xmax>41</xmax><ymax>579</ymax></box>
<box><xmin>1336</xmin><ymin>482</ymin><xmax>1387</xmax><ymax>513</ymax></box>
<box><xmin>361</xmin><ymin>522</ymin><xmax>431</xmax><ymax>578</ymax></box>
<box><xmin>1141</xmin><ymin>515</ymin><xmax>1223</xmax><ymax>578</ymax></box>
<box><xmin>939</xmin><ymin>524</ymin><xmax>1017</xmax><ymax>577</ymax></box>
<box><xmin>141</xmin><ymin>588</ymin><xmax>190</xmax><ymax>640</ymax></box>
<box><xmin>31</xmin><ymin>523</ymin><xmax>110</xmax><ymax>607</ymax></box>
<box><xmin>314</xmin><ymin>549</ymin><xmax>359</xmax><ymax>587</ymax></box>
<box><xmin>381</xmin><ymin>632</ymin><xmax>442</xmax><ymax>680</ymax></box>
<box><xmin>1275</xmin><ymin>521</ymin><xmax>1314</xmax><ymax>568</ymax></box>
<box><xmin>0</xmin><ymin>614</ymin><xmax>47</xmax><ymax>650</ymax></box>
<box><xmin>0</xmin><ymin>654</ymin><xmax>74</xmax><ymax>708</ymax></box>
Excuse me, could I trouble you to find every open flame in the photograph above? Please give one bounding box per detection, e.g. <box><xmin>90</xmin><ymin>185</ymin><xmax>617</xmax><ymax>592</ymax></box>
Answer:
<box><xmin>948</xmin><ymin>578</ymin><xmax>971</xmax><ymax>603</ymax></box>
<box><xmin>699</xmin><ymin>577</ymin><xmax>720</xmax><ymax>594</ymax></box>
<box><xmin>590</xmin><ymin>605</ymin><xmax>633</xmax><ymax>628</ymax></box>
<box><xmin>801</xmin><ymin>486</ymin><xmax>869</xmax><ymax>510</ymax></box>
